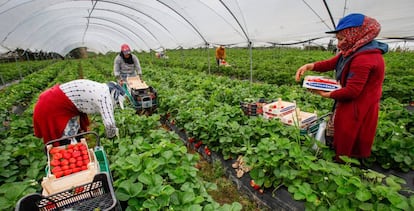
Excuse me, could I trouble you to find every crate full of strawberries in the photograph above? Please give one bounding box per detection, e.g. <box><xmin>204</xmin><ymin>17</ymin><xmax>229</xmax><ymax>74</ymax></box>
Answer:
<box><xmin>41</xmin><ymin>138</ymin><xmax>99</xmax><ymax>195</ymax></box>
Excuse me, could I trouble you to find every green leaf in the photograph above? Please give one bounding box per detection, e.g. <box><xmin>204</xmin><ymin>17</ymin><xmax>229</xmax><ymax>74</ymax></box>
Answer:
<box><xmin>2</xmin><ymin>182</ymin><xmax>26</xmax><ymax>201</ymax></box>
<box><xmin>358</xmin><ymin>202</ymin><xmax>373</xmax><ymax>210</ymax></box>
<box><xmin>138</xmin><ymin>173</ymin><xmax>153</xmax><ymax>185</ymax></box>
<box><xmin>143</xmin><ymin>198</ymin><xmax>159</xmax><ymax>210</ymax></box>
<box><xmin>115</xmin><ymin>190</ymin><xmax>131</xmax><ymax>201</ymax></box>
<box><xmin>181</xmin><ymin>191</ymin><xmax>195</xmax><ymax>204</ymax></box>
<box><xmin>161</xmin><ymin>150</ymin><xmax>174</xmax><ymax>161</ymax></box>
<box><xmin>293</xmin><ymin>191</ymin><xmax>306</xmax><ymax>200</ymax></box>
<box><xmin>403</xmin><ymin>156</ymin><xmax>412</xmax><ymax>165</ymax></box>
<box><xmin>306</xmin><ymin>193</ymin><xmax>318</xmax><ymax>203</ymax></box>
<box><xmin>219</xmin><ymin>202</ymin><xmax>243</xmax><ymax>211</ymax></box>
<box><xmin>161</xmin><ymin>185</ymin><xmax>175</xmax><ymax>195</ymax></box>
<box><xmin>129</xmin><ymin>182</ymin><xmax>143</xmax><ymax>197</ymax></box>
<box><xmin>336</xmin><ymin>185</ymin><xmax>354</xmax><ymax>195</ymax></box>
<box><xmin>387</xmin><ymin>192</ymin><xmax>409</xmax><ymax>210</ymax></box>
<box><xmin>155</xmin><ymin>194</ymin><xmax>170</xmax><ymax>208</ymax></box>
<box><xmin>298</xmin><ymin>182</ymin><xmax>313</xmax><ymax>196</ymax></box>
<box><xmin>355</xmin><ymin>189</ymin><xmax>372</xmax><ymax>202</ymax></box>
<box><xmin>0</xmin><ymin>197</ymin><xmax>13</xmax><ymax>210</ymax></box>
<box><xmin>128</xmin><ymin>198</ymin><xmax>144</xmax><ymax>209</ymax></box>
<box><xmin>385</xmin><ymin>176</ymin><xmax>402</xmax><ymax>190</ymax></box>
<box><xmin>338</xmin><ymin>156</ymin><xmax>360</xmax><ymax>165</ymax></box>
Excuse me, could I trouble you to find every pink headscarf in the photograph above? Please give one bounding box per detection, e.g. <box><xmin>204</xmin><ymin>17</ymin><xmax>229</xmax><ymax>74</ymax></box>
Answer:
<box><xmin>337</xmin><ymin>16</ymin><xmax>381</xmax><ymax>57</ymax></box>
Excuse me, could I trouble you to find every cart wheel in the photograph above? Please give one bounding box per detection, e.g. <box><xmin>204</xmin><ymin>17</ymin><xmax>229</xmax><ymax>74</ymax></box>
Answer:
<box><xmin>140</xmin><ymin>108</ymin><xmax>151</xmax><ymax>116</ymax></box>
<box><xmin>135</xmin><ymin>109</ymin><xmax>144</xmax><ymax>115</ymax></box>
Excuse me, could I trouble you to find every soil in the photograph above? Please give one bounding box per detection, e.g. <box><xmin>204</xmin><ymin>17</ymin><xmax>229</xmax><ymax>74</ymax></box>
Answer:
<box><xmin>194</xmin><ymin>152</ymin><xmax>265</xmax><ymax>211</ymax></box>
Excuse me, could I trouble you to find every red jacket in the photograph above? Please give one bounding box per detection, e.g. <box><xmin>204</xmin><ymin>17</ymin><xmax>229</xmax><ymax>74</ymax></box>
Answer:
<box><xmin>313</xmin><ymin>48</ymin><xmax>385</xmax><ymax>159</ymax></box>
<box><xmin>33</xmin><ymin>85</ymin><xmax>89</xmax><ymax>144</ymax></box>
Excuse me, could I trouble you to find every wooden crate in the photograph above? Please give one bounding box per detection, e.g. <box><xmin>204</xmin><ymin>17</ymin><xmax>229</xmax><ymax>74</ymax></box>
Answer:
<box><xmin>127</xmin><ymin>76</ymin><xmax>148</xmax><ymax>90</ymax></box>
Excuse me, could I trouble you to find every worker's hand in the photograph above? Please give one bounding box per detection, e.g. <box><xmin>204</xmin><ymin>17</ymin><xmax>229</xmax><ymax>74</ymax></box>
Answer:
<box><xmin>106</xmin><ymin>126</ymin><xmax>118</xmax><ymax>139</ymax></box>
<box><xmin>308</xmin><ymin>89</ymin><xmax>331</xmax><ymax>98</ymax></box>
<box><xmin>295</xmin><ymin>63</ymin><xmax>314</xmax><ymax>82</ymax></box>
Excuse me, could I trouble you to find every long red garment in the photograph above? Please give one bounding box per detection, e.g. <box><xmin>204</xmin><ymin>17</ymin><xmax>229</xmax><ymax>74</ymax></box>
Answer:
<box><xmin>33</xmin><ymin>85</ymin><xmax>89</xmax><ymax>144</ymax></box>
<box><xmin>313</xmin><ymin>49</ymin><xmax>385</xmax><ymax>159</ymax></box>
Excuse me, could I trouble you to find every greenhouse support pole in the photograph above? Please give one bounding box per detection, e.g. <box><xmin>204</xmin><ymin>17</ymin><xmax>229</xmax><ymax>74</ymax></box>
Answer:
<box><xmin>24</xmin><ymin>50</ymin><xmax>32</xmax><ymax>72</ymax></box>
<box><xmin>163</xmin><ymin>48</ymin><xmax>167</xmax><ymax>68</ymax></box>
<box><xmin>0</xmin><ymin>73</ymin><xmax>4</xmax><ymax>85</ymax></box>
<box><xmin>249</xmin><ymin>41</ymin><xmax>253</xmax><ymax>88</ymax></box>
<box><xmin>206</xmin><ymin>43</ymin><xmax>211</xmax><ymax>74</ymax></box>
<box><xmin>180</xmin><ymin>47</ymin><xmax>184</xmax><ymax>69</ymax></box>
<box><xmin>323</xmin><ymin>0</ymin><xmax>336</xmax><ymax>29</ymax></box>
<box><xmin>15</xmin><ymin>55</ymin><xmax>22</xmax><ymax>80</ymax></box>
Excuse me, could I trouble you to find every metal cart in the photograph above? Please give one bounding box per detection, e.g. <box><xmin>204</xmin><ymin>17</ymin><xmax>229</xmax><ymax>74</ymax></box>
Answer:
<box><xmin>122</xmin><ymin>77</ymin><xmax>158</xmax><ymax>115</ymax></box>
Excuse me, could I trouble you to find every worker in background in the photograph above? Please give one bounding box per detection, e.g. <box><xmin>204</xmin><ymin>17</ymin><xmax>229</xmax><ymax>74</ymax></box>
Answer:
<box><xmin>33</xmin><ymin>79</ymin><xmax>126</xmax><ymax>145</ymax></box>
<box><xmin>114</xmin><ymin>44</ymin><xmax>142</xmax><ymax>84</ymax></box>
<box><xmin>215</xmin><ymin>45</ymin><xmax>226</xmax><ymax>68</ymax></box>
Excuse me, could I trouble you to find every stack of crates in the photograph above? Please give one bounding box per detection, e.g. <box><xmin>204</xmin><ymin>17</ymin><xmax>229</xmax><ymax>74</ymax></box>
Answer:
<box><xmin>262</xmin><ymin>98</ymin><xmax>296</xmax><ymax>120</ymax></box>
<box><xmin>280</xmin><ymin>108</ymin><xmax>319</xmax><ymax>135</ymax></box>
<box><xmin>126</xmin><ymin>77</ymin><xmax>158</xmax><ymax>114</ymax></box>
<box><xmin>240</xmin><ymin>98</ymin><xmax>268</xmax><ymax>116</ymax></box>
<box><xmin>240</xmin><ymin>102</ymin><xmax>264</xmax><ymax>116</ymax></box>
<box><xmin>262</xmin><ymin>98</ymin><xmax>321</xmax><ymax>137</ymax></box>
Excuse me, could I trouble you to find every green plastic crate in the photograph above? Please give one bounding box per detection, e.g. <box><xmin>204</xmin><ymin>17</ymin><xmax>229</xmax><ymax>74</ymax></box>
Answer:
<box><xmin>94</xmin><ymin>146</ymin><xmax>110</xmax><ymax>174</ymax></box>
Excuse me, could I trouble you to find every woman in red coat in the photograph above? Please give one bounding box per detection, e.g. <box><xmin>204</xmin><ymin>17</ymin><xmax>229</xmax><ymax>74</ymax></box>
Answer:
<box><xmin>295</xmin><ymin>13</ymin><xmax>389</xmax><ymax>162</ymax></box>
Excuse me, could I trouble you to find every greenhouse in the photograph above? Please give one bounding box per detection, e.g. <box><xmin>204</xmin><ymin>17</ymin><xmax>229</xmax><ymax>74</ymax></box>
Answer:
<box><xmin>1</xmin><ymin>1</ymin><xmax>413</xmax><ymax>210</ymax></box>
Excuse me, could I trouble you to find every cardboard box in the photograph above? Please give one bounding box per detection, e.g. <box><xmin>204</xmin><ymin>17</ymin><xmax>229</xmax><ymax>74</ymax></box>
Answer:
<box><xmin>127</xmin><ymin>76</ymin><xmax>148</xmax><ymax>90</ymax></box>
<box><xmin>303</xmin><ymin>76</ymin><xmax>341</xmax><ymax>91</ymax></box>
<box><xmin>280</xmin><ymin>108</ymin><xmax>318</xmax><ymax>128</ymax></box>
<box><xmin>262</xmin><ymin>98</ymin><xmax>296</xmax><ymax>119</ymax></box>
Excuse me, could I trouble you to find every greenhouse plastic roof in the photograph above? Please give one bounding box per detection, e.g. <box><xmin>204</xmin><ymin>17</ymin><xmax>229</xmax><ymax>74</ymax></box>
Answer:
<box><xmin>1</xmin><ymin>0</ymin><xmax>414</xmax><ymax>56</ymax></box>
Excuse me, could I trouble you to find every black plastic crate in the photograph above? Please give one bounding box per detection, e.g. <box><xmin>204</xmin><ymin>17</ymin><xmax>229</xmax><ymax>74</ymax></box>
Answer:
<box><xmin>240</xmin><ymin>101</ymin><xmax>265</xmax><ymax>116</ymax></box>
<box><xmin>16</xmin><ymin>173</ymin><xmax>117</xmax><ymax>211</ymax></box>
<box><xmin>131</xmin><ymin>86</ymin><xmax>158</xmax><ymax>110</ymax></box>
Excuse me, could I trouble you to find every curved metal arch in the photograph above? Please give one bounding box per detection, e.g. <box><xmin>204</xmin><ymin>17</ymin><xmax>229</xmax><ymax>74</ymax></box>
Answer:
<box><xmin>95</xmin><ymin>3</ymin><xmax>175</xmax><ymax>38</ymax></box>
<box><xmin>17</xmin><ymin>11</ymin><xmax>87</xmax><ymax>48</ymax></box>
<box><xmin>9</xmin><ymin>9</ymin><xmax>152</xmax><ymax>52</ymax></box>
<box><xmin>98</xmin><ymin>0</ymin><xmax>201</xmax><ymax>44</ymax></box>
<box><xmin>93</xmin><ymin>8</ymin><xmax>176</xmax><ymax>48</ymax></box>
<box><xmin>31</xmin><ymin>22</ymin><xmax>139</xmax><ymax>54</ymax></box>
<box><xmin>58</xmin><ymin>31</ymin><xmax>131</xmax><ymax>56</ymax></box>
<box><xmin>302</xmin><ymin>0</ymin><xmax>334</xmax><ymax>30</ymax></box>
<box><xmin>12</xmin><ymin>12</ymin><xmax>108</xmax><ymax>51</ymax></box>
<box><xmin>197</xmin><ymin>0</ymin><xmax>245</xmax><ymax>40</ymax></box>
<box><xmin>156</xmin><ymin>0</ymin><xmax>208</xmax><ymax>44</ymax></box>
<box><xmin>81</xmin><ymin>0</ymin><xmax>98</xmax><ymax>43</ymax></box>
<box><xmin>218</xmin><ymin>0</ymin><xmax>250</xmax><ymax>43</ymax></box>
<box><xmin>2</xmin><ymin>0</ymin><xmax>202</xmax><ymax>52</ymax></box>
<box><xmin>1</xmin><ymin>0</ymin><xmax>72</xmax><ymax>43</ymax></box>
<box><xmin>3</xmin><ymin>4</ymin><xmax>163</xmax><ymax>52</ymax></box>
<box><xmin>0</xmin><ymin>0</ymin><xmax>38</xmax><ymax>15</ymax></box>
<box><xmin>47</xmin><ymin>24</ymin><xmax>139</xmax><ymax>55</ymax></box>
<box><xmin>88</xmin><ymin>16</ymin><xmax>154</xmax><ymax>50</ymax></box>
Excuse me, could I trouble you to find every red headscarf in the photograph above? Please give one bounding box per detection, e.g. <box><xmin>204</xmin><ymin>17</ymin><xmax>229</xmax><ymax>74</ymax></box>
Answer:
<box><xmin>337</xmin><ymin>16</ymin><xmax>381</xmax><ymax>57</ymax></box>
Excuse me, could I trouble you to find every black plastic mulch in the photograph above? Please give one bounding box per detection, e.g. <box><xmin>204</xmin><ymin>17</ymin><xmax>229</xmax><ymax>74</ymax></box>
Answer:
<box><xmin>163</xmin><ymin>119</ymin><xmax>304</xmax><ymax>210</ymax></box>
<box><xmin>161</xmin><ymin>115</ymin><xmax>414</xmax><ymax>210</ymax></box>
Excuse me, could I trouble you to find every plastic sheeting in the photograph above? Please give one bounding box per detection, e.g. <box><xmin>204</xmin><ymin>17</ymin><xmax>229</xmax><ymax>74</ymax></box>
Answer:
<box><xmin>1</xmin><ymin>0</ymin><xmax>413</xmax><ymax>56</ymax></box>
